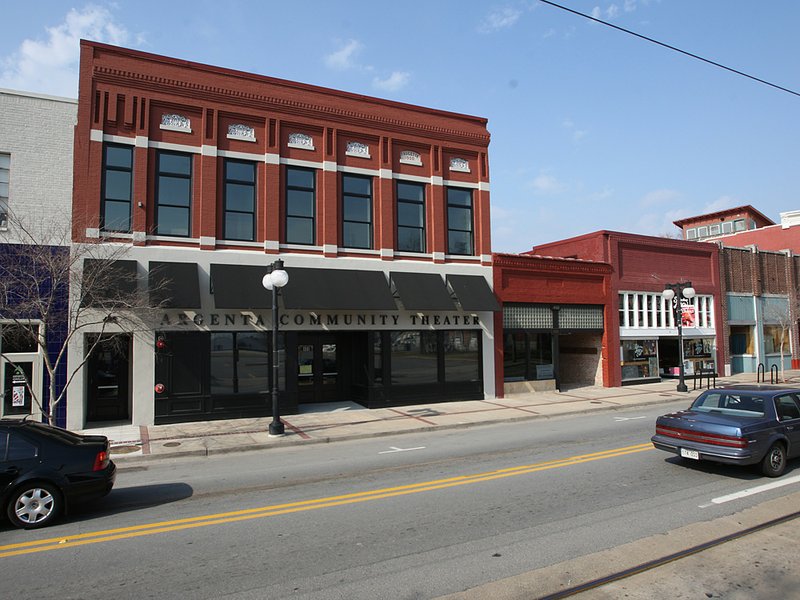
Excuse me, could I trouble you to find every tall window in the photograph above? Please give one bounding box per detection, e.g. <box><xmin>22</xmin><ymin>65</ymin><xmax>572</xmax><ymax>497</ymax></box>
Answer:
<box><xmin>155</xmin><ymin>151</ymin><xmax>192</xmax><ymax>237</ymax></box>
<box><xmin>285</xmin><ymin>166</ymin><xmax>315</xmax><ymax>245</ymax></box>
<box><xmin>397</xmin><ymin>181</ymin><xmax>425</xmax><ymax>252</ymax></box>
<box><xmin>101</xmin><ymin>144</ymin><xmax>133</xmax><ymax>232</ymax></box>
<box><xmin>342</xmin><ymin>174</ymin><xmax>372</xmax><ymax>249</ymax></box>
<box><xmin>447</xmin><ymin>187</ymin><xmax>473</xmax><ymax>255</ymax></box>
<box><xmin>223</xmin><ymin>159</ymin><xmax>256</xmax><ymax>241</ymax></box>
<box><xmin>0</xmin><ymin>153</ymin><xmax>10</xmax><ymax>230</ymax></box>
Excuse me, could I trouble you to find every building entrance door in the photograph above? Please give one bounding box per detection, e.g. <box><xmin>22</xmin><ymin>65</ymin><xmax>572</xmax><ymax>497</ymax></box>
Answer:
<box><xmin>87</xmin><ymin>335</ymin><xmax>131</xmax><ymax>422</ymax></box>
<box><xmin>1</xmin><ymin>354</ymin><xmax>41</xmax><ymax>418</ymax></box>
<box><xmin>296</xmin><ymin>333</ymin><xmax>339</xmax><ymax>403</ymax></box>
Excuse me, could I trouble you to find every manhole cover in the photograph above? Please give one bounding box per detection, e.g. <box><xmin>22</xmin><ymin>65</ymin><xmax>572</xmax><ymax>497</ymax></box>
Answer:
<box><xmin>163</xmin><ymin>441</ymin><xmax>181</xmax><ymax>448</ymax></box>
<box><xmin>111</xmin><ymin>445</ymin><xmax>141</xmax><ymax>454</ymax></box>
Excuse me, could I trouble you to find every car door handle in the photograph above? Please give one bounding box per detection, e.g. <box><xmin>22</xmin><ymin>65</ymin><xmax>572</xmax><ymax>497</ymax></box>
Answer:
<box><xmin>2</xmin><ymin>467</ymin><xmax>19</xmax><ymax>476</ymax></box>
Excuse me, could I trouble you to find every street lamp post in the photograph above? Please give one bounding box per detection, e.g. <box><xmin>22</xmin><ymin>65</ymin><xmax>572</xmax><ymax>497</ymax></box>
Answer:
<box><xmin>262</xmin><ymin>259</ymin><xmax>289</xmax><ymax>436</ymax></box>
<box><xmin>662</xmin><ymin>281</ymin><xmax>696</xmax><ymax>393</ymax></box>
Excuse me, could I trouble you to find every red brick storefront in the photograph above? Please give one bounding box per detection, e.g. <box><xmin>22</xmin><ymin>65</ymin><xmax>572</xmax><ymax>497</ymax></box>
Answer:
<box><xmin>530</xmin><ymin>231</ymin><xmax>724</xmax><ymax>388</ymax></box>
<box><xmin>493</xmin><ymin>253</ymin><xmax>612</xmax><ymax>397</ymax></box>
<box><xmin>68</xmin><ymin>41</ymin><xmax>498</xmax><ymax>428</ymax></box>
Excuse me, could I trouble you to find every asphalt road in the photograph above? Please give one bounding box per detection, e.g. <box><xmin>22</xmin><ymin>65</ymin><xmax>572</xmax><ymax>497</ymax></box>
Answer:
<box><xmin>2</xmin><ymin>400</ymin><xmax>799</xmax><ymax>599</ymax></box>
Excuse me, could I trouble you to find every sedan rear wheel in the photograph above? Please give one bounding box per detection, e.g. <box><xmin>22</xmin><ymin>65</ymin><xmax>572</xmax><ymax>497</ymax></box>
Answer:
<box><xmin>6</xmin><ymin>482</ymin><xmax>62</xmax><ymax>529</ymax></box>
<box><xmin>760</xmin><ymin>443</ymin><xmax>786</xmax><ymax>478</ymax></box>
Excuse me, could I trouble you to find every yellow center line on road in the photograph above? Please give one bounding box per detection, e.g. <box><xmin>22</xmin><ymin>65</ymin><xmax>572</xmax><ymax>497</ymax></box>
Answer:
<box><xmin>0</xmin><ymin>442</ymin><xmax>654</xmax><ymax>558</ymax></box>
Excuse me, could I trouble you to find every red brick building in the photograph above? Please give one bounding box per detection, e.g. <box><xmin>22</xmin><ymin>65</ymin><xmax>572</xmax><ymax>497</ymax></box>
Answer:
<box><xmin>68</xmin><ymin>41</ymin><xmax>498</xmax><ymax>428</ymax></box>
<box><xmin>674</xmin><ymin>205</ymin><xmax>774</xmax><ymax>242</ymax></box>
<box><xmin>529</xmin><ymin>231</ymin><xmax>724</xmax><ymax>387</ymax></box>
<box><xmin>492</xmin><ymin>253</ymin><xmax>612</xmax><ymax>396</ymax></box>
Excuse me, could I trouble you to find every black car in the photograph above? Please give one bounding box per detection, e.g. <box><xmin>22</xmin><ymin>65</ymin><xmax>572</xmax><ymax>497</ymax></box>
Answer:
<box><xmin>652</xmin><ymin>385</ymin><xmax>800</xmax><ymax>477</ymax></box>
<box><xmin>1</xmin><ymin>418</ymin><xmax>116</xmax><ymax>529</ymax></box>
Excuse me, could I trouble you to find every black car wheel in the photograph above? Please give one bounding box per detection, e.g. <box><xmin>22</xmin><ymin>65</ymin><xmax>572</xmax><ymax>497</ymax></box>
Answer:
<box><xmin>6</xmin><ymin>482</ymin><xmax>63</xmax><ymax>529</ymax></box>
<box><xmin>760</xmin><ymin>443</ymin><xmax>786</xmax><ymax>478</ymax></box>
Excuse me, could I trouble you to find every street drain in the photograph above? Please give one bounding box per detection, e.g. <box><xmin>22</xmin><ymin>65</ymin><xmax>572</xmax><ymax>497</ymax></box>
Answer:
<box><xmin>163</xmin><ymin>441</ymin><xmax>182</xmax><ymax>447</ymax></box>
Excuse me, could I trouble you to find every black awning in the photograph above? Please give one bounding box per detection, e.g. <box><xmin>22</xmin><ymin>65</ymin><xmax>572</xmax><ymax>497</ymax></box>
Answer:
<box><xmin>391</xmin><ymin>272</ymin><xmax>456</xmax><ymax>311</ymax></box>
<box><xmin>149</xmin><ymin>262</ymin><xmax>201</xmax><ymax>308</ymax></box>
<box><xmin>447</xmin><ymin>274</ymin><xmax>500</xmax><ymax>311</ymax></box>
<box><xmin>210</xmin><ymin>264</ymin><xmax>271</xmax><ymax>309</ymax></box>
<box><xmin>81</xmin><ymin>259</ymin><xmax>138</xmax><ymax>307</ymax></box>
<box><xmin>281</xmin><ymin>268</ymin><xmax>396</xmax><ymax>311</ymax></box>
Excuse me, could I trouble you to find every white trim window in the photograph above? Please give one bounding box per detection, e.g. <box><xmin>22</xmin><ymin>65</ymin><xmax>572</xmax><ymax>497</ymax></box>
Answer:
<box><xmin>0</xmin><ymin>153</ymin><xmax>9</xmax><ymax>230</ymax></box>
<box><xmin>619</xmin><ymin>291</ymin><xmax>714</xmax><ymax>330</ymax></box>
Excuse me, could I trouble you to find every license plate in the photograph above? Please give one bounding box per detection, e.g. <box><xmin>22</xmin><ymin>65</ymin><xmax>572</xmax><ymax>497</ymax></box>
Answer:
<box><xmin>680</xmin><ymin>448</ymin><xmax>700</xmax><ymax>460</ymax></box>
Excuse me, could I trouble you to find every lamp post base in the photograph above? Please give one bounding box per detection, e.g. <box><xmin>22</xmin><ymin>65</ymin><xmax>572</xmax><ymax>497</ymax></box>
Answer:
<box><xmin>269</xmin><ymin>420</ymin><xmax>285</xmax><ymax>436</ymax></box>
<box><xmin>676</xmin><ymin>383</ymin><xmax>688</xmax><ymax>393</ymax></box>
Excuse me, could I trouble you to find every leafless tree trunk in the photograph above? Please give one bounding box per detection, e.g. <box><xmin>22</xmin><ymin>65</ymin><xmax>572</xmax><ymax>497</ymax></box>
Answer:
<box><xmin>0</xmin><ymin>212</ymin><xmax>168</xmax><ymax>425</ymax></box>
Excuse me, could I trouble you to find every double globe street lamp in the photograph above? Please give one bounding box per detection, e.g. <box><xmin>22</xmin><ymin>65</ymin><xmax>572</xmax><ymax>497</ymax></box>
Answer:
<box><xmin>662</xmin><ymin>281</ymin><xmax>696</xmax><ymax>393</ymax></box>
<box><xmin>262</xmin><ymin>259</ymin><xmax>289</xmax><ymax>436</ymax></box>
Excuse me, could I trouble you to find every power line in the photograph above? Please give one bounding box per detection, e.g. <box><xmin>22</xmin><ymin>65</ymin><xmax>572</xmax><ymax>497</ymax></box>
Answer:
<box><xmin>538</xmin><ymin>0</ymin><xmax>800</xmax><ymax>98</ymax></box>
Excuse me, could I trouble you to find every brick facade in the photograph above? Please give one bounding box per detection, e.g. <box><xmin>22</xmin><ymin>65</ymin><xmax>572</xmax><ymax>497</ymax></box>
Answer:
<box><xmin>67</xmin><ymin>41</ymin><xmax>497</xmax><ymax>428</ymax></box>
<box><xmin>531</xmin><ymin>231</ymin><xmax>724</xmax><ymax>387</ymax></box>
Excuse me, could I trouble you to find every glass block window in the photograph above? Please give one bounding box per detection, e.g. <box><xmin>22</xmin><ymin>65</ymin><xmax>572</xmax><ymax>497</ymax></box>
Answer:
<box><xmin>503</xmin><ymin>304</ymin><xmax>553</xmax><ymax>329</ymax></box>
<box><xmin>558</xmin><ymin>306</ymin><xmax>604</xmax><ymax>329</ymax></box>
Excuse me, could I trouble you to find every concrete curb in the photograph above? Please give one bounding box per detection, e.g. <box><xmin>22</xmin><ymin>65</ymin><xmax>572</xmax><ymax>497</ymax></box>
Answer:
<box><xmin>113</xmin><ymin>394</ymin><xmax>690</xmax><ymax>466</ymax></box>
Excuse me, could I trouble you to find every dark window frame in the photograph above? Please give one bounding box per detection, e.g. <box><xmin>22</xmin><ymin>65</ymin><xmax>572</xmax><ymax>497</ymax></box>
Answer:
<box><xmin>285</xmin><ymin>166</ymin><xmax>316</xmax><ymax>245</ymax></box>
<box><xmin>446</xmin><ymin>186</ymin><xmax>474</xmax><ymax>256</ymax></box>
<box><xmin>341</xmin><ymin>173</ymin><xmax>373</xmax><ymax>249</ymax></box>
<box><xmin>155</xmin><ymin>150</ymin><xmax>193</xmax><ymax>237</ymax></box>
<box><xmin>222</xmin><ymin>159</ymin><xmax>256</xmax><ymax>241</ymax></box>
<box><xmin>396</xmin><ymin>181</ymin><xmax>426</xmax><ymax>253</ymax></box>
<box><xmin>101</xmin><ymin>143</ymin><xmax>133</xmax><ymax>233</ymax></box>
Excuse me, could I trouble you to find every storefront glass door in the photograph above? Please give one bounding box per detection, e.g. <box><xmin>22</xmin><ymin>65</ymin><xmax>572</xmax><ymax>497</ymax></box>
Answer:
<box><xmin>87</xmin><ymin>335</ymin><xmax>131</xmax><ymax>422</ymax></box>
<box><xmin>297</xmin><ymin>333</ymin><xmax>339</xmax><ymax>403</ymax></box>
<box><xmin>1</xmin><ymin>356</ymin><xmax>39</xmax><ymax>417</ymax></box>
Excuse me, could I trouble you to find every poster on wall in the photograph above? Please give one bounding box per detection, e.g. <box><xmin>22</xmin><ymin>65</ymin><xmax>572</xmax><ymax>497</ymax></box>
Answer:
<box><xmin>12</xmin><ymin>386</ymin><xmax>25</xmax><ymax>407</ymax></box>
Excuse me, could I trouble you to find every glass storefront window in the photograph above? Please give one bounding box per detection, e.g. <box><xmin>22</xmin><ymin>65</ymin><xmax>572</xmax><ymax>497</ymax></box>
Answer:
<box><xmin>620</xmin><ymin>339</ymin><xmax>658</xmax><ymax>381</ymax></box>
<box><xmin>764</xmin><ymin>325</ymin><xmax>789</xmax><ymax>354</ymax></box>
<box><xmin>729</xmin><ymin>326</ymin><xmax>754</xmax><ymax>355</ymax></box>
<box><xmin>209</xmin><ymin>331</ymin><xmax>272</xmax><ymax>395</ymax></box>
<box><xmin>390</xmin><ymin>331</ymin><xmax>438</xmax><ymax>385</ymax></box>
<box><xmin>1</xmin><ymin>324</ymin><xmax>39</xmax><ymax>354</ymax></box>
<box><xmin>444</xmin><ymin>331</ymin><xmax>480</xmax><ymax>382</ymax></box>
<box><xmin>503</xmin><ymin>331</ymin><xmax>553</xmax><ymax>381</ymax></box>
<box><xmin>372</xmin><ymin>332</ymin><xmax>383</xmax><ymax>384</ymax></box>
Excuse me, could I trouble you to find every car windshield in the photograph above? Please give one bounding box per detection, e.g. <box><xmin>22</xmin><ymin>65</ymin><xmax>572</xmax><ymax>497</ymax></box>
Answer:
<box><xmin>691</xmin><ymin>392</ymin><xmax>765</xmax><ymax>417</ymax></box>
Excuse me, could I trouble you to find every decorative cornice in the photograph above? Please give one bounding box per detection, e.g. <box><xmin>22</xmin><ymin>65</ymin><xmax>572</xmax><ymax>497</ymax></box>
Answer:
<box><xmin>494</xmin><ymin>253</ymin><xmax>612</xmax><ymax>274</ymax></box>
<box><xmin>93</xmin><ymin>66</ymin><xmax>491</xmax><ymax>146</ymax></box>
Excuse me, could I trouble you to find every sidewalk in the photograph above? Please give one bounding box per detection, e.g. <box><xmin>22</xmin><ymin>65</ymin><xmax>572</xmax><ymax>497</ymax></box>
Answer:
<box><xmin>83</xmin><ymin>371</ymin><xmax>799</xmax><ymax>463</ymax></box>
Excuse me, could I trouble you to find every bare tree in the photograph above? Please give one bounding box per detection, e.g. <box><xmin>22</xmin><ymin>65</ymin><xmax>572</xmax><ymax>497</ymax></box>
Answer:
<box><xmin>762</xmin><ymin>297</ymin><xmax>796</xmax><ymax>383</ymax></box>
<box><xmin>0</xmin><ymin>213</ymin><xmax>166</xmax><ymax>425</ymax></box>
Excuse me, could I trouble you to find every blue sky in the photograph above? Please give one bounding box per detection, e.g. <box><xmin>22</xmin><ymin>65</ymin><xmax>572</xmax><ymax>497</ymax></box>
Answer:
<box><xmin>2</xmin><ymin>1</ymin><xmax>798</xmax><ymax>253</ymax></box>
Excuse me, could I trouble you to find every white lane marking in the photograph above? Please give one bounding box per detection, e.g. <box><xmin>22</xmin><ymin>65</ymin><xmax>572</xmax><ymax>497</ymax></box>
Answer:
<box><xmin>379</xmin><ymin>446</ymin><xmax>426</xmax><ymax>454</ymax></box>
<box><xmin>699</xmin><ymin>473</ymin><xmax>800</xmax><ymax>507</ymax></box>
<box><xmin>614</xmin><ymin>416</ymin><xmax>647</xmax><ymax>422</ymax></box>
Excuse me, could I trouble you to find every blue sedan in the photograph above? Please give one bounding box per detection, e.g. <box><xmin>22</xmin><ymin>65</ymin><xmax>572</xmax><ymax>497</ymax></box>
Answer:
<box><xmin>651</xmin><ymin>385</ymin><xmax>800</xmax><ymax>477</ymax></box>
